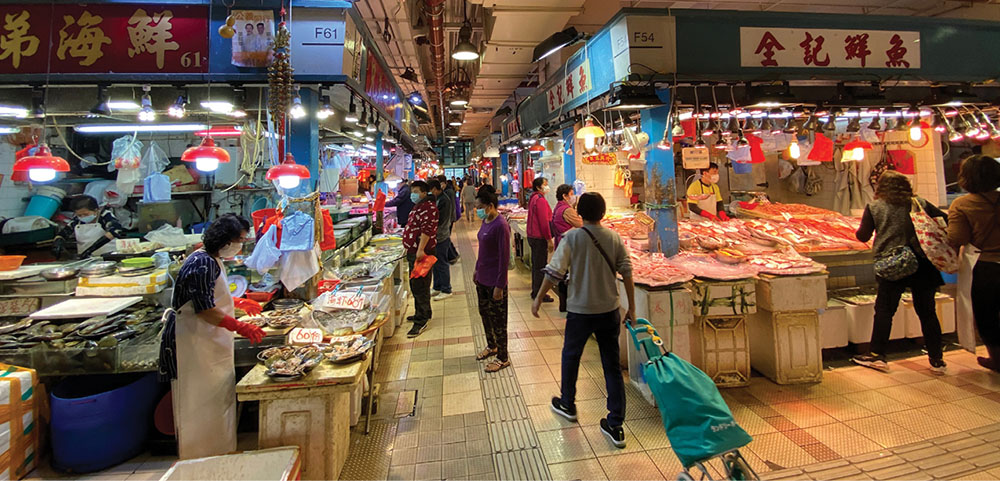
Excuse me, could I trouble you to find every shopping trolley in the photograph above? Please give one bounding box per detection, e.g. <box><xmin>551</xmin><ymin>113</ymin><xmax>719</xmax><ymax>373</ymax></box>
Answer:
<box><xmin>626</xmin><ymin>318</ymin><xmax>759</xmax><ymax>481</ymax></box>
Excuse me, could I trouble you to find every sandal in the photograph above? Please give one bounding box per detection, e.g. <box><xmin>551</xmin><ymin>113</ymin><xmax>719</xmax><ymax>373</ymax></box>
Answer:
<box><xmin>485</xmin><ymin>360</ymin><xmax>510</xmax><ymax>373</ymax></box>
<box><xmin>476</xmin><ymin>347</ymin><xmax>497</xmax><ymax>360</ymax></box>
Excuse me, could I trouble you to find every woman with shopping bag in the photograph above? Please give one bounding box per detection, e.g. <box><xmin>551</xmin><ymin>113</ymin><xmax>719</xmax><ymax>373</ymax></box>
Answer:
<box><xmin>947</xmin><ymin>155</ymin><xmax>1000</xmax><ymax>373</ymax></box>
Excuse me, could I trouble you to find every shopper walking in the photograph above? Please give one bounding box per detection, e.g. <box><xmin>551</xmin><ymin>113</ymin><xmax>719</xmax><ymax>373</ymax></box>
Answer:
<box><xmin>403</xmin><ymin>181</ymin><xmax>439</xmax><ymax>338</ymax></box>
<box><xmin>552</xmin><ymin>184</ymin><xmax>583</xmax><ymax>313</ymax></box>
<box><xmin>527</xmin><ymin>176</ymin><xmax>554</xmax><ymax>302</ymax></box>
<box><xmin>474</xmin><ymin>189</ymin><xmax>512</xmax><ymax>372</ymax></box>
<box><xmin>385</xmin><ymin>179</ymin><xmax>414</xmax><ymax>228</ymax></box>
<box><xmin>852</xmin><ymin>171</ymin><xmax>948</xmax><ymax>373</ymax></box>
<box><xmin>946</xmin><ymin>155</ymin><xmax>1000</xmax><ymax>373</ymax></box>
<box><xmin>532</xmin><ymin>192</ymin><xmax>635</xmax><ymax>449</ymax></box>
<box><xmin>429</xmin><ymin>179</ymin><xmax>455</xmax><ymax>300</ymax></box>
<box><xmin>462</xmin><ymin>180</ymin><xmax>477</xmax><ymax>221</ymax></box>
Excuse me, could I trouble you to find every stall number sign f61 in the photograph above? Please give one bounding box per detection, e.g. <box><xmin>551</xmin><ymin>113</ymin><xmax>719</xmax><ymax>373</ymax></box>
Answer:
<box><xmin>328</xmin><ymin>292</ymin><xmax>369</xmax><ymax>310</ymax></box>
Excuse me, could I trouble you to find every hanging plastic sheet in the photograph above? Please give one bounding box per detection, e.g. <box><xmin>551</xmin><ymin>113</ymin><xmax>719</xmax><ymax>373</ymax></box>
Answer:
<box><xmin>280</xmin><ymin>244</ymin><xmax>320</xmax><ymax>291</ymax></box>
<box><xmin>110</xmin><ymin>136</ymin><xmax>143</xmax><ymax>196</ymax></box>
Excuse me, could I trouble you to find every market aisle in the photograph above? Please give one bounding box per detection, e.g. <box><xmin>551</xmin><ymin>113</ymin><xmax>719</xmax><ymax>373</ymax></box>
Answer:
<box><xmin>341</xmin><ymin>217</ymin><xmax>1000</xmax><ymax>481</ymax></box>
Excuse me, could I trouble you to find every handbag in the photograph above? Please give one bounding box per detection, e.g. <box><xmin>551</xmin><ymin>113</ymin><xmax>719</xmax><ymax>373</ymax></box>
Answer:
<box><xmin>910</xmin><ymin>197</ymin><xmax>960</xmax><ymax>274</ymax></box>
<box><xmin>874</xmin><ymin>245</ymin><xmax>919</xmax><ymax>281</ymax></box>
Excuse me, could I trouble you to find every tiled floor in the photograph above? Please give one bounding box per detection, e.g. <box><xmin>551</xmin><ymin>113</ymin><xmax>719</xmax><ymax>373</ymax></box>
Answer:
<box><xmin>23</xmin><ymin>218</ymin><xmax>1000</xmax><ymax>480</ymax></box>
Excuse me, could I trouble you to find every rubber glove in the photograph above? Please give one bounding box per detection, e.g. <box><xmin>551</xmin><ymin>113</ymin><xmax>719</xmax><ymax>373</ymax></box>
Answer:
<box><xmin>219</xmin><ymin>315</ymin><xmax>266</xmax><ymax>344</ymax></box>
<box><xmin>718</xmin><ymin>211</ymin><xmax>731</xmax><ymax>222</ymax></box>
<box><xmin>699</xmin><ymin>211</ymin><xmax>719</xmax><ymax>222</ymax></box>
<box><xmin>232</xmin><ymin>297</ymin><xmax>262</xmax><ymax>316</ymax></box>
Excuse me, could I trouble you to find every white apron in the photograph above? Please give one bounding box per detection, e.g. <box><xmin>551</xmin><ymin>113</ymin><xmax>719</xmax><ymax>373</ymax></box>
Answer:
<box><xmin>74</xmin><ymin>222</ymin><xmax>116</xmax><ymax>256</ymax></box>
<box><xmin>688</xmin><ymin>185</ymin><xmax>718</xmax><ymax>220</ymax></box>
<box><xmin>956</xmin><ymin>245</ymin><xmax>981</xmax><ymax>353</ymax></box>
<box><xmin>171</xmin><ymin>254</ymin><xmax>237</xmax><ymax>459</ymax></box>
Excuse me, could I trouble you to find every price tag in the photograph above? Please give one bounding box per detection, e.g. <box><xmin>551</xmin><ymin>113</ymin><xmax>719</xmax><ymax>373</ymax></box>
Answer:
<box><xmin>287</xmin><ymin>327</ymin><xmax>324</xmax><ymax>346</ymax></box>
<box><xmin>682</xmin><ymin>147</ymin><xmax>710</xmax><ymax>169</ymax></box>
<box><xmin>115</xmin><ymin>238</ymin><xmax>140</xmax><ymax>252</ymax></box>
<box><xmin>326</xmin><ymin>292</ymin><xmax>369</xmax><ymax>310</ymax></box>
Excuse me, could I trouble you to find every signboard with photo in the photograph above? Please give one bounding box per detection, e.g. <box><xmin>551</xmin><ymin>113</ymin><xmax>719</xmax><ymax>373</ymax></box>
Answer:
<box><xmin>231</xmin><ymin>10</ymin><xmax>273</xmax><ymax>68</ymax></box>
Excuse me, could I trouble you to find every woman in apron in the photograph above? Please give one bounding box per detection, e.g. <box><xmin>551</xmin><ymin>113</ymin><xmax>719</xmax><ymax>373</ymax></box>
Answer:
<box><xmin>686</xmin><ymin>163</ymin><xmax>731</xmax><ymax>221</ymax></box>
<box><xmin>946</xmin><ymin>155</ymin><xmax>1000</xmax><ymax>373</ymax></box>
<box><xmin>165</xmin><ymin>214</ymin><xmax>265</xmax><ymax>459</ymax></box>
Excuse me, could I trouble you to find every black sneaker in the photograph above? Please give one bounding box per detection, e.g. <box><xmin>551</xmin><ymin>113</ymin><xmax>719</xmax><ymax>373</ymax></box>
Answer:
<box><xmin>929</xmin><ymin>358</ymin><xmax>948</xmax><ymax>375</ymax></box>
<box><xmin>407</xmin><ymin>324</ymin><xmax>428</xmax><ymax>338</ymax></box>
<box><xmin>600</xmin><ymin>418</ymin><xmax>626</xmax><ymax>449</ymax></box>
<box><xmin>851</xmin><ymin>353</ymin><xmax>889</xmax><ymax>372</ymax></box>
<box><xmin>550</xmin><ymin>397</ymin><xmax>577</xmax><ymax>422</ymax></box>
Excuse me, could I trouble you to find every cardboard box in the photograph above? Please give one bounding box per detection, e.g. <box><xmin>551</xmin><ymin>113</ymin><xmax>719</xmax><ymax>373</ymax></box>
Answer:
<box><xmin>0</xmin><ymin>363</ymin><xmax>46</xmax><ymax>480</ymax></box>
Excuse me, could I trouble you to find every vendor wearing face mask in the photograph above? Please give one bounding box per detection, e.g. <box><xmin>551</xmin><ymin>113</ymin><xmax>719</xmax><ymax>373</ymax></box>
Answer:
<box><xmin>53</xmin><ymin>195</ymin><xmax>128</xmax><ymax>259</ymax></box>
<box><xmin>686</xmin><ymin>163</ymin><xmax>730</xmax><ymax>221</ymax></box>
<box><xmin>161</xmin><ymin>213</ymin><xmax>265</xmax><ymax>459</ymax></box>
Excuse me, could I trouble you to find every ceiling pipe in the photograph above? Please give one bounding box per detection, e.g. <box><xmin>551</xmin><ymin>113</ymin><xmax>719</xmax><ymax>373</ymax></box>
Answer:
<box><xmin>426</xmin><ymin>0</ymin><xmax>448</xmax><ymax>138</ymax></box>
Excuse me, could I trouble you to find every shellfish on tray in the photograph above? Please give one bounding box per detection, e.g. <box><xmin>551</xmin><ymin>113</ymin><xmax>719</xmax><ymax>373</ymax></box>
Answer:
<box><xmin>266</xmin><ymin>315</ymin><xmax>300</xmax><ymax>329</ymax></box>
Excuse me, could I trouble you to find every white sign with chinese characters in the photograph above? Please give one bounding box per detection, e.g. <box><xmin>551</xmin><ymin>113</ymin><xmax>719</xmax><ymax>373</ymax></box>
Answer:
<box><xmin>740</xmin><ymin>27</ymin><xmax>920</xmax><ymax>69</ymax></box>
<box><xmin>546</xmin><ymin>59</ymin><xmax>593</xmax><ymax>113</ymax></box>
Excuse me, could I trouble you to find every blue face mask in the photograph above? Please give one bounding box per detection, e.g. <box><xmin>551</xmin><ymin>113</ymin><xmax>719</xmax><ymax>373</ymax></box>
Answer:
<box><xmin>476</xmin><ymin>208</ymin><xmax>487</xmax><ymax>219</ymax></box>
<box><xmin>410</xmin><ymin>193</ymin><xmax>421</xmax><ymax>203</ymax></box>
<box><xmin>78</xmin><ymin>214</ymin><xmax>96</xmax><ymax>223</ymax></box>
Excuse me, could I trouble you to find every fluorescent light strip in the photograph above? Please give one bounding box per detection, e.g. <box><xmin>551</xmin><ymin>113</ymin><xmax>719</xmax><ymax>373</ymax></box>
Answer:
<box><xmin>75</xmin><ymin>123</ymin><xmax>208</xmax><ymax>134</ymax></box>
<box><xmin>107</xmin><ymin>100</ymin><xmax>140</xmax><ymax>110</ymax></box>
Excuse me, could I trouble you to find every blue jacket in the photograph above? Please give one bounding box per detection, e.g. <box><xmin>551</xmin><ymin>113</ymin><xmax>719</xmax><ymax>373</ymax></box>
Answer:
<box><xmin>385</xmin><ymin>183</ymin><xmax>414</xmax><ymax>226</ymax></box>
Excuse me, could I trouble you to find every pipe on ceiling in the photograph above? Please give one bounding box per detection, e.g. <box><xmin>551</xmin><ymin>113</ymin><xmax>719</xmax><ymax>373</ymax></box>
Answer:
<box><xmin>426</xmin><ymin>0</ymin><xmax>448</xmax><ymax>138</ymax></box>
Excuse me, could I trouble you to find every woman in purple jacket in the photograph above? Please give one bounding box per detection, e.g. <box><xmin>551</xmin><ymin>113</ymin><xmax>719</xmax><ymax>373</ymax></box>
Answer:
<box><xmin>552</xmin><ymin>184</ymin><xmax>583</xmax><ymax>312</ymax></box>
<box><xmin>474</xmin><ymin>189</ymin><xmax>512</xmax><ymax>372</ymax></box>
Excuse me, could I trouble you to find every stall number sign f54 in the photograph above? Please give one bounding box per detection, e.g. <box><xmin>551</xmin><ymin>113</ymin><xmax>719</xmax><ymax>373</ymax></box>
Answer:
<box><xmin>328</xmin><ymin>292</ymin><xmax>369</xmax><ymax>310</ymax></box>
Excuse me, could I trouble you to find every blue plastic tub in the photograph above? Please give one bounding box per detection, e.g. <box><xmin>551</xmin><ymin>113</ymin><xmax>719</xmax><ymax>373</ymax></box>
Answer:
<box><xmin>50</xmin><ymin>373</ymin><xmax>160</xmax><ymax>473</ymax></box>
<box><xmin>732</xmin><ymin>161</ymin><xmax>753</xmax><ymax>175</ymax></box>
<box><xmin>24</xmin><ymin>195</ymin><xmax>61</xmax><ymax>219</ymax></box>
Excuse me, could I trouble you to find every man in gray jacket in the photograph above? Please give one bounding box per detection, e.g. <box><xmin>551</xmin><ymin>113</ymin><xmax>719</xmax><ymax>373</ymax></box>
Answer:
<box><xmin>429</xmin><ymin>179</ymin><xmax>455</xmax><ymax>300</ymax></box>
<box><xmin>531</xmin><ymin>192</ymin><xmax>636</xmax><ymax>449</ymax></box>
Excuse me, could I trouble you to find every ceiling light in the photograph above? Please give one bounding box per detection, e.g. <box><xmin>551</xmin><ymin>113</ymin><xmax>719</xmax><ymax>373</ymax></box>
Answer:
<box><xmin>201</xmin><ymin>100</ymin><xmax>233</xmax><ymax>114</ymax></box>
<box><xmin>449</xmin><ymin>118</ymin><xmax>463</xmax><ymax>127</ymax></box>
<box><xmin>357</xmin><ymin>106</ymin><xmax>368</xmax><ymax>128</ymax></box>
<box><xmin>229</xmin><ymin>88</ymin><xmax>247</xmax><ymax>118</ymax></box>
<box><xmin>401</xmin><ymin>67</ymin><xmax>419</xmax><ymax>82</ymax></box>
<box><xmin>366</xmin><ymin>117</ymin><xmax>377</xmax><ymax>133</ymax></box>
<box><xmin>450</xmin><ymin>96</ymin><xmax>469</xmax><ymax>107</ymax></box>
<box><xmin>788</xmin><ymin>138</ymin><xmax>800</xmax><ymax>159</ymax></box>
<box><xmin>345</xmin><ymin>96</ymin><xmax>359</xmax><ymax>123</ymax></box>
<box><xmin>845</xmin><ymin>116</ymin><xmax>860</xmax><ymax>133</ymax></box>
<box><xmin>408</xmin><ymin>91</ymin><xmax>422</xmax><ymax>104</ymax></box>
<box><xmin>138</xmin><ymin>86</ymin><xmax>155</xmax><ymax>122</ymax></box>
<box><xmin>317</xmin><ymin>95</ymin><xmax>334</xmax><ymax>120</ymax></box>
<box><xmin>88</xmin><ymin>85</ymin><xmax>111</xmax><ymax>118</ymax></box>
<box><xmin>182</xmin><ymin>137</ymin><xmax>230</xmax><ymax>173</ymax></box>
<box><xmin>108</xmin><ymin>100</ymin><xmax>140</xmax><ymax>111</ymax></box>
<box><xmin>714</xmin><ymin>138</ymin><xmax>728</xmax><ymax>150</ymax></box>
<box><xmin>75</xmin><ymin>123</ymin><xmax>208</xmax><ymax>134</ymax></box>
<box><xmin>605</xmin><ymin>84</ymin><xmax>663</xmax><ymax>110</ymax></box>
<box><xmin>266</xmin><ymin>153</ymin><xmax>311</xmax><ymax>189</ymax></box>
<box><xmin>168</xmin><ymin>93</ymin><xmax>187</xmax><ymax>119</ymax></box>
<box><xmin>452</xmin><ymin>20</ymin><xmax>479</xmax><ymax>61</ymax></box>
<box><xmin>576</xmin><ymin>117</ymin><xmax>605</xmax><ymax>152</ymax></box>
<box><xmin>289</xmin><ymin>87</ymin><xmax>306</xmax><ymax>119</ymax></box>
<box><xmin>12</xmin><ymin>144</ymin><xmax>69</xmax><ymax>183</ymax></box>
<box><xmin>0</xmin><ymin>126</ymin><xmax>19</xmax><ymax>134</ymax></box>
<box><xmin>532</xmin><ymin>26</ymin><xmax>585</xmax><ymax>63</ymax></box>
<box><xmin>867</xmin><ymin>115</ymin><xmax>881</xmax><ymax>131</ymax></box>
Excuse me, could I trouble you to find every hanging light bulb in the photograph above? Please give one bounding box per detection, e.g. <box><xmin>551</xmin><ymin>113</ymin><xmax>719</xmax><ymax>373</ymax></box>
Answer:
<box><xmin>909</xmin><ymin>119</ymin><xmax>923</xmax><ymax>142</ymax></box>
<box><xmin>317</xmin><ymin>95</ymin><xmax>334</xmax><ymax>120</ymax></box>
<box><xmin>694</xmin><ymin>138</ymin><xmax>707</xmax><ymax>148</ymax></box>
<box><xmin>345</xmin><ymin>95</ymin><xmax>359</xmax><ymax>123</ymax></box>
<box><xmin>947</xmin><ymin>117</ymin><xmax>965</xmax><ymax>142</ymax></box>
<box><xmin>266</xmin><ymin>153</ymin><xmax>311</xmax><ymax>189</ymax></box>
<box><xmin>167</xmin><ymin>93</ymin><xmax>186</xmax><ymax>119</ymax></box>
<box><xmin>726</xmin><ymin>116</ymin><xmax>740</xmax><ymax>135</ymax></box>
<box><xmin>289</xmin><ymin>87</ymin><xmax>306</xmax><ymax>119</ymax></box>
<box><xmin>714</xmin><ymin>138</ymin><xmax>728</xmax><ymax>150</ymax></box>
<box><xmin>138</xmin><ymin>86</ymin><xmax>155</xmax><ymax>122</ymax></box>
<box><xmin>845</xmin><ymin>114</ymin><xmax>861</xmax><ymax>133</ymax></box>
<box><xmin>802</xmin><ymin>114</ymin><xmax>819</xmax><ymax>132</ymax></box>
<box><xmin>823</xmin><ymin>114</ymin><xmax>837</xmax><ymax>132</ymax></box>
<box><xmin>702</xmin><ymin>117</ymin><xmax>716</xmax><ymax>137</ymax></box>
<box><xmin>182</xmin><ymin>137</ymin><xmax>230</xmax><ymax>173</ymax></box>
<box><xmin>656</xmin><ymin>138</ymin><xmax>671</xmax><ymax>150</ymax></box>
<box><xmin>367</xmin><ymin>117</ymin><xmax>377</xmax><ymax>133</ymax></box>
<box><xmin>576</xmin><ymin>117</ymin><xmax>605</xmax><ymax>152</ymax></box>
<box><xmin>769</xmin><ymin>118</ymin><xmax>782</xmax><ymax>135</ymax></box>
<box><xmin>962</xmin><ymin>113</ymin><xmax>980</xmax><ymax>138</ymax></box>
<box><xmin>788</xmin><ymin>138</ymin><xmax>800</xmax><ymax>159</ymax></box>
<box><xmin>671</xmin><ymin>117</ymin><xmax>685</xmax><ymax>137</ymax></box>
<box><xmin>867</xmin><ymin>115</ymin><xmax>882</xmax><ymax>131</ymax></box>
<box><xmin>12</xmin><ymin>144</ymin><xmax>70</xmax><ymax>183</ymax></box>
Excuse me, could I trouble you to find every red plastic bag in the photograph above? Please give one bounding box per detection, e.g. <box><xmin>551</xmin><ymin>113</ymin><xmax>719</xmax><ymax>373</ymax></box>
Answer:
<box><xmin>319</xmin><ymin>211</ymin><xmax>336</xmax><ymax>251</ymax></box>
<box><xmin>808</xmin><ymin>133</ymin><xmax>834</xmax><ymax>162</ymax></box>
<box><xmin>888</xmin><ymin>150</ymin><xmax>916</xmax><ymax>175</ymax></box>
<box><xmin>410</xmin><ymin>255</ymin><xmax>437</xmax><ymax>278</ymax></box>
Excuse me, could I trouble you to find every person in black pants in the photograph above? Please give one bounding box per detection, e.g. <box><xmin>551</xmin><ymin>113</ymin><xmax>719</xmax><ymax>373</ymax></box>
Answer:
<box><xmin>401</xmin><ymin>181</ymin><xmax>439</xmax><ymax>338</ymax></box>
<box><xmin>526</xmin><ymin>177</ymin><xmax>554</xmax><ymax>302</ymax></box>
<box><xmin>853</xmin><ymin>171</ymin><xmax>947</xmax><ymax>373</ymax></box>
<box><xmin>531</xmin><ymin>192</ymin><xmax>636</xmax><ymax>449</ymax></box>
<box><xmin>947</xmin><ymin>155</ymin><xmax>1000</xmax><ymax>373</ymax></box>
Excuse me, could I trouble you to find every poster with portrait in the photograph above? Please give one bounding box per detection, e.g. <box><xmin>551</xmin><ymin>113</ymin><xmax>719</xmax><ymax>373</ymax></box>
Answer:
<box><xmin>231</xmin><ymin>10</ymin><xmax>274</xmax><ymax>67</ymax></box>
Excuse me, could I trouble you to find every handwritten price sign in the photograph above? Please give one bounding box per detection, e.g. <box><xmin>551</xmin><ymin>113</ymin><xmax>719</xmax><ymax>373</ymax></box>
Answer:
<box><xmin>327</xmin><ymin>292</ymin><xmax>369</xmax><ymax>310</ymax></box>
<box><xmin>287</xmin><ymin>327</ymin><xmax>324</xmax><ymax>345</ymax></box>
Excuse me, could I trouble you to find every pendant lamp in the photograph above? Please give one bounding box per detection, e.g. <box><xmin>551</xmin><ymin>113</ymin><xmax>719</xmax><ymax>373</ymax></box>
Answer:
<box><xmin>576</xmin><ymin>117</ymin><xmax>605</xmax><ymax>152</ymax></box>
<box><xmin>266</xmin><ymin>153</ymin><xmax>311</xmax><ymax>189</ymax></box>
<box><xmin>182</xmin><ymin>136</ymin><xmax>230</xmax><ymax>173</ymax></box>
<box><xmin>843</xmin><ymin>137</ymin><xmax>873</xmax><ymax>162</ymax></box>
<box><xmin>12</xmin><ymin>143</ymin><xmax>70</xmax><ymax>182</ymax></box>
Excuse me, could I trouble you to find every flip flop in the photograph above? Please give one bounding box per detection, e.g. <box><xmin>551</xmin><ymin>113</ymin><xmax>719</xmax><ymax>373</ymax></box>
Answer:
<box><xmin>485</xmin><ymin>360</ymin><xmax>510</xmax><ymax>372</ymax></box>
<box><xmin>476</xmin><ymin>347</ymin><xmax>497</xmax><ymax>360</ymax></box>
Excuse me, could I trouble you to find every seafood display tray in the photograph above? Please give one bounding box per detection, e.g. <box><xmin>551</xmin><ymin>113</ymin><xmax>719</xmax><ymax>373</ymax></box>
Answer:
<box><xmin>2</xmin><ymin>277</ymin><xmax>78</xmax><ymax>296</ymax></box>
<box><xmin>0</xmin><ymin>341</ymin><xmax>161</xmax><ymax>376</ymax></box>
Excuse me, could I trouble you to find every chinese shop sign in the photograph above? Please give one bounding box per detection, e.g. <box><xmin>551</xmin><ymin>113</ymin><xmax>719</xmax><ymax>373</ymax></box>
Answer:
<box><xmin>582</xmin><ymin>152</ymin><xmax>616</xmax><ymax>165</ymax></box>
<box><xmin>546</xmin><ymin>58</ymin><xmax>593</xmax><ymax>113</ymax></box>
<box><xmin>0</xmin><ymin>4</ymin><xmax>208</xmax><ymax>74</ymax></box>
<box><xmin>740</xmin><ymin>27</ymin><xmax>920</xmax><ymax>69</ymax></box>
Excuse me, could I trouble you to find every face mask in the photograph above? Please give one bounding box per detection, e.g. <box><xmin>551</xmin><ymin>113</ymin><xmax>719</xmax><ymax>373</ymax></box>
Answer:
<box><xmin>219</xmin><ymin>242</ymin><xmax>242</xmax><ymax>259</ymax></box>
<box><xmin>476</xmin><ymin>208</ymin><xmax>487</xmax><ymax>219</ymax></box>
<box><xmin>78</xmin><ymin>214</ymin><xmax>96</xmax><ymax>223</ymax></box>
<box><xmin>542</xmin><ymin>185</ymin><xmax>549</xmax><ymax>193</ymax></box>
<box><xmin>410</xmin><ymin>193</ymin><xmax>421</xmax><ymax>203</ymax></box>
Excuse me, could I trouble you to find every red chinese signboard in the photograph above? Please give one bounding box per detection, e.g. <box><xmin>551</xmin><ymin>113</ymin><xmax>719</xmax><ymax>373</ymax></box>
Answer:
<box><xmin>740</xmin><ymin>27</ymin><xmax>919</xmax><ymax>69</ymax></box>
<box><xmin>364</xmin><ymin>51</ymin><xmax>401</xmax><ymax>121</ymax></box>
<box><xmin>582</xmin><ymin>152</ymin><xmax>616</xmax><ymax>165</ymax></box>
<box><xmin>0</xmin><ymin>4</ymin><xmax>209</xmax><ymax>74</ymax></box>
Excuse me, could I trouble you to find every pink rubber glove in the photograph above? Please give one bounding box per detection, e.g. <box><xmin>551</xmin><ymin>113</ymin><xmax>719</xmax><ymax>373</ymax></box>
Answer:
<box><xmin>219</xmin><ymin>315</ymin><xmax>265</xmax><ymax>344</ymax></box>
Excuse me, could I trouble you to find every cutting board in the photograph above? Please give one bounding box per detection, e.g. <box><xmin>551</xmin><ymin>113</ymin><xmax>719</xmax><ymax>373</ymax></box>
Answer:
<box><xmin>30</xmin><ymin>296</ymin><xmax>143</xmax><ymax>320</ymax></box>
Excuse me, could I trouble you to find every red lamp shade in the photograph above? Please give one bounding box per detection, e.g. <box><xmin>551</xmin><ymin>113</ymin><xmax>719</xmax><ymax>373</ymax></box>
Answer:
<box><xmin>529</xmin><ymin>144</ymin><xmax>545</xmax><ymax>152</ymax></box>
<box><xmin>12</xmin><ymin>144</ymin><xmax>70</xmax><ymax>183</ymax></box>
<box><xmin>266</xmin><ymin>153</ymin><xmax>311</xmax><ymax>189</ymax></box>
<box><xmin>181</xmin><ymin>137</ymin><xmax>230</xmax><ymax>173</ymax></box>
<box><xmin>843</xmin><ymin>137</ymin><xmax>874</xmax><ymax>162</ymax></box>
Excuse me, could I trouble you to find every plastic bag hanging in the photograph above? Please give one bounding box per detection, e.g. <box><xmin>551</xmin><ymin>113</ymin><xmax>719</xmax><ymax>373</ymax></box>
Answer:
<box><xmin>140</xmin><ymin>141</ymin><xmax>170</xmax><ymax>177</ymax></box>
<box><xmin>111</xmin><ymin>135</ymin><xmax>143</xmax><ymax>196</ymax></box>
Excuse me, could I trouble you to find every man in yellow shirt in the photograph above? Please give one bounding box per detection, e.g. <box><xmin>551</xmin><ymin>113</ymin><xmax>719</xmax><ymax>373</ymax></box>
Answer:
<box><xmin>686</xmin><ymin>162</ymin><xmax>730</xmax><ymax>221</ymax></box>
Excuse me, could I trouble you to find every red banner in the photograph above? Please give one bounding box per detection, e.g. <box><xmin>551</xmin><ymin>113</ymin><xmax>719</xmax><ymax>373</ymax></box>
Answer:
<box><xmin>0</xmin><ymin>4</ymin><xmax>209</xmax><ymax>74</ymax></box>
<box><xmin>363</xmin><ymin>51</ymin><xmax>401</xmax><ymax>120</ymax></box>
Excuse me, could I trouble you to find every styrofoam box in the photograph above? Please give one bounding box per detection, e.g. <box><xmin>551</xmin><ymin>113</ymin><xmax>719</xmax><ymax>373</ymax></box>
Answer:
<box><xmin>691</xmin><ymin>279</ymin><xmax>757</xmax><ymax>317</ymax></box>
<box><xmin>755</xmin><ymin>273</ymin><xmax>829</xmax><ymax>312</ymax></box>
<box><xmin>690</xmin><ymin>315</ymin><xmax>750</xmax><ymax>388</ymax></box>
<box><xmin>619</xmin><ymin>282</ymin><xmax>695</xmax><ymax>357</ymax></box>
<box><xmin>160</xmin><ymin>447</ymin><xmax>300</xmax><ymax>481</ymax></box>
<box><xmin>841</xmin><ymin>297</ymin><xmax>908</xmax><ymax>344</ymax></box>
<box><xmin>747</xmin><ymin>309</ymin><xmax>823</xmax><ymax>384</ymax></box>
<box><xmin>819</xmin><ymin>300</ymin><xmax>850</xmax><ymax>349</ymax></box>
<box><xmin>902</xmin><ymin>292</ymin><xmax>956</xmax><ymax>337</ymax></box>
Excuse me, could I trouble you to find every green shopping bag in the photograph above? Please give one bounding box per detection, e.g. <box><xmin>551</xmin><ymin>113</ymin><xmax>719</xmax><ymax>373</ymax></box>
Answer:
<box><xmin>643</xmin><ymin>352</ymin><xmax>752</xmax><ymax>467</ymax></box>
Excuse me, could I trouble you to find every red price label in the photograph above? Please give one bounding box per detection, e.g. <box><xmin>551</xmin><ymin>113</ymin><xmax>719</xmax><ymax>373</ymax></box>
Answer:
<box><xmin>287</xmin><ymin>327</ymin><xmax>324</xmax><ymax>345</ymax></box>
<box><xmin>327</xmin><ymin>292</ymin><xmax>368</xmax><ymax>310</ymax></box>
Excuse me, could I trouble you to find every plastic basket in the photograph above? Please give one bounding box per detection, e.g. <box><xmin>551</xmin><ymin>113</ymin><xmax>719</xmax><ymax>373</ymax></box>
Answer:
<box><xmin>252</xmin><ymin>208</ymin><xmax>281</xmax><ymax>236</ymax></box>
<box><xmin>0</xmin><ymin>255</ymin><xmax>26</xmax><ymax>271</ymax></box>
